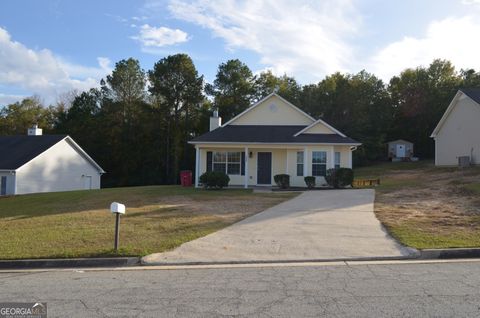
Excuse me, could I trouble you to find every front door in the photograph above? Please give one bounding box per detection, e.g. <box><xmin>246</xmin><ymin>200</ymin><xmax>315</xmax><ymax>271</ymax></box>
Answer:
<box><xmin>257</xmin><ymin>152</ymin><xmax>272</xmax><ymax>185</ymax></box>
<box><xmin>396</xmin><ymin>144</ymin><xmax>406</xmax><ymax>158</ymax></box>
<box><xmin>0</xmin><ymin>176</ymin><xmax>7</xmax><ymax>195</ymax></box>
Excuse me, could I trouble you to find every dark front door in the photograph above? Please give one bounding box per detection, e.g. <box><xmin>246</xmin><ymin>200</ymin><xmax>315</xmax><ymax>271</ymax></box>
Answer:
<box><xmin>257</xmin><ymin>152</ymin><xmax>272</xmax><ymax>185</ymax></box>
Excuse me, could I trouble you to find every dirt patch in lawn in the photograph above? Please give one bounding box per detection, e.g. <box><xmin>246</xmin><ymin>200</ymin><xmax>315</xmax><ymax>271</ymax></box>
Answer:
<box><xmin>355</xmin><ymin>162</ymin><xmax>480</xmax><ymax>249</ymax></box>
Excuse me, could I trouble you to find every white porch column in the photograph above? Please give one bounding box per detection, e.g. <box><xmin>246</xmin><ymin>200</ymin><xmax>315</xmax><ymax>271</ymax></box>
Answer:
<box><xmin>244</xmin><ymin>146</ymin><xmax>249</xmax><ymax>188</ymax></box>
<box><xmin>328</xmin><ymin>146</ymin><xmax>335</xmax><ymax>169</ymax></box>
<box><xmin>195</xmin><ymin>146</ymin><xmax>200</xmax><ymax>188</ymax></box>
<box><xmin>303</xmin><ymin>147</ymin><xmax>308</xmax><ymax>177</ymax></box>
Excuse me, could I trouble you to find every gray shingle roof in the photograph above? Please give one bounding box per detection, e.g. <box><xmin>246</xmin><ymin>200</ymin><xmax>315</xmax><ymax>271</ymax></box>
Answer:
<box><xmin>0</xmin><ymin>135</ymin><xmax>66</xmax><ymax>170</ymax></box>
<box><xmin>460</xmin><ymin>88</ymin><xmax>480</xmax><ymax>104</ymax></box>
<box><xmin>190</xmin><ymin>125</ymin><xmax>360</xmax><ymax>144</ymax></box>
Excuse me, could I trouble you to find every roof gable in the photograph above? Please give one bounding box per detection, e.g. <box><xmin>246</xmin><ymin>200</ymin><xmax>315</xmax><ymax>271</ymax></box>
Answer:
<box><xmin>294</xmin><ymin>119</ymin><xmax>345</xmax><ymax>137</ymax></box>
<box><xmin>0</xmin><ymin>135</ymin><xmax>104</xmax><ymax>172</ymax></box>
<box><xmin>431</xmin><ymin>89</ymin><xmax>480</xmax><ymax>137</ymax></box>
<box><xmin>224</xmin><ymin>93</ymin><xmax>315</xmax><ymax>126</ymax></box>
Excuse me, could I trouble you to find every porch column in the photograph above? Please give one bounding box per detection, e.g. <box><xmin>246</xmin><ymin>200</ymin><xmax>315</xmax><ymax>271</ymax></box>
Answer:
<box><xmin>348</xmin><ymin>148</ymin><xmax>353</xmax><ymax>168</ymax></box>
<box><xmin>244</xmin><ymin>146</ymin><xmax>249</xmax><ymax>188</ymax></box>
<box><xmin>195</xmin><ymin>146</ymin><xmax>200</xmax><ymax>188</ymax></box>
<box><xmin>328</xmin><ymin>146</ymin><xmax>335</xmax><ymax>169</ymax></box>
<box><xmin>303</xmin><ymin>147</ymin><xmax>308</xmax><ymax>177</ymax></box>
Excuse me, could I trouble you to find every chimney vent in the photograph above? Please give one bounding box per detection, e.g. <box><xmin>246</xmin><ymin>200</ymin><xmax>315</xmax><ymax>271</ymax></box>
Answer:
<box><xmin>209</xmin><ymin>111</ymin><xmax>222</xmax><ymax>131</ymax></box>
<box><xmin>28</xmin><ymin>124</ymin><xmax>43</xmax><ymax>136</ymax></box>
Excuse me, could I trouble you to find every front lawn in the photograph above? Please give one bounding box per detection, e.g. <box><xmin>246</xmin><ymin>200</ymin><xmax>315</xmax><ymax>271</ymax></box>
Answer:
<box><xmin>355</xmin><ymin>161</ymin><xmax>480</xmax><ymax>249</ymax></box>
<box><xmin>0</xmin><ymin>186</ymin><xmax>296</xmax><ymax>259</ymax></box>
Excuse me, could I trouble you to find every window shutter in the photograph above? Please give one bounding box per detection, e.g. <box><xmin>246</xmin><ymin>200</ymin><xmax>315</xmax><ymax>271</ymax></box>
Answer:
<box><xmin>206</xmin><ymin>151</ymin><xmax>212</xmax><ymax>172</ymax></box>
<box><xmin>241</xmin><ymin>152</ymin><xmax>245</xmax><ymax>176</ymax></box>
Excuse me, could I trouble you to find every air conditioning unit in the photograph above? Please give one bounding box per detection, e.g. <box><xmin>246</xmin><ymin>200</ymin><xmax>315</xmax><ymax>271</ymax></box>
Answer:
<box><xmin>458</xmin><ymin>156</ymin><xmax>471</xmax><ymax>167</ymax></box>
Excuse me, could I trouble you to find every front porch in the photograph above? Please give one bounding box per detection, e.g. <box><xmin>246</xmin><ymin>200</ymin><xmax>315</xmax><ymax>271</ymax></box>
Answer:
<box><xmin>194</xmin><ymin>144</ymin><xmax>353</xmax><ymax>188</ymax></box>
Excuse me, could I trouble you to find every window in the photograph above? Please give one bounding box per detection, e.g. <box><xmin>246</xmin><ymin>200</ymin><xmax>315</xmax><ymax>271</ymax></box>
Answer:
<box><xmin>212</xmin><ymin>151</ymin><xmax>241</xmax><ymax>175</ymax></box>
<box><xmin>227</xmin><ymin>152</ymin><xmax>241</xmax><ymax>175</ymax></box>
<box><xmin>296</xmin><ymin>151</ymin><xmax>304</xmax><ymax>176</ymax></box>
<box><xmin>335</xmin><ymin>152</ymin><xmax>341</xmax><ymax>169</ymax></box>
<box><xmin>312</xmin><ymin>151</ymin><xmax>327</xmax><ymax>176</ymax></box>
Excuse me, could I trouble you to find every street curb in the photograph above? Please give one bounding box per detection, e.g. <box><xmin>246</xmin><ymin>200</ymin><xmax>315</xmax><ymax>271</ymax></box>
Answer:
<box><xmin>419</xmin><ymin>248</ymin><xmax>480</xmax><ymax>259</ymax></box>
<box><xmin>0</xmin><ymin>257</ymin><xmax>140</xmax><ymax>269</ymax></box>
<box><xmin>141</xmin><ymin>254</ymin><xmax>418</xmax><ymax>266</ymax></box>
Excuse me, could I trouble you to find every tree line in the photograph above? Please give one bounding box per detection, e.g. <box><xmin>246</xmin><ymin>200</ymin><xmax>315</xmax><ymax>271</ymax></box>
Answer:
<box><xmin>1</xmin><ymin>55</ymin><xmax>480</xmax><ymax>187</ymax></box>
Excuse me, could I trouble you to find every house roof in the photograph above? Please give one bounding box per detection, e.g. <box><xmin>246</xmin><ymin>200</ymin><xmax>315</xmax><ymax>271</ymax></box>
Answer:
<box><xmin>431</xmin><ymin>88</ymin><xmax>480</xmax><ymax>137</ymax></box>
<box><xmin>0</xmin><ymin>135</ymin><xmax>104</xmax><ymax>172</ymax></box>
<box><xmin>460</xmin><ymin>88</ymin><xmax>480</xmax><ymax>104</ymax></box>
<box><xmin>190</xmin><ymin>125</ymin><xmax>360</xmax><ymax>145</ymax></box>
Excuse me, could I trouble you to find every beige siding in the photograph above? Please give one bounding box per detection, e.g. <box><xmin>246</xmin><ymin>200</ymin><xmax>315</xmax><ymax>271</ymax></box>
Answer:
<box><xmin>300</xmin><ymin>122</ymin><xmax>336</xmax><ymax>134</ymax></box>
<box><xmin>16</xmin><ymin>139</ymin><xmax>101</xmax><ymax>194</ymax></box>
<box><xmin>435</xmin><ymin>97</ymin><xmax>480</xmax><ymax>166</ymax></box>
<box><xmin>230</xmin><ymin>95</ymin><xmax>313</xmax><ymax>126</ymax></box>
<box><xmin>197</xmin><ymin>144</ymin><xmax>353</xmax><ymax>187</ymax></box>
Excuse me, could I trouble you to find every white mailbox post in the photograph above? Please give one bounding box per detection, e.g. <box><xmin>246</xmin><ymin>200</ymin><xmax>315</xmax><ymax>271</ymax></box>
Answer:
<box><xmin>110</xmin><ymin>202</ymin><xmax>126</xmax><ymax>251</ymax></box>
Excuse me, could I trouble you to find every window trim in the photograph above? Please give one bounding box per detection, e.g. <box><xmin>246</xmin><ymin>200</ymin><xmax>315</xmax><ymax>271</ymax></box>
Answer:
<box><xmin>311</xmin><ymin>151</ymin><xmax>327</xmax><ymax>177</ymax></box>
<box><xmin>212</xmin><ymin>151</ymin><xmax>242</xmax><ymax>175</ymax></box>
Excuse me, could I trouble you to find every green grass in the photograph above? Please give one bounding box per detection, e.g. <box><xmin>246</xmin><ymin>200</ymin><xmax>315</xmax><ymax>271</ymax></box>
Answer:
<box><xmin>384</xmin><ymin>219</ymin><xmax>480</xmax><ymax>249</ymax></box>
<box><xmin>0</xmin><ymin>186</ymin><xmax>295</xmax><ymax>259</ymax></box>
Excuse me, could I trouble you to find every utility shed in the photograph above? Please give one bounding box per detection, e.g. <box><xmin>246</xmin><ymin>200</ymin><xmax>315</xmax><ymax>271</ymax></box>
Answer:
<box><xmin>431</xmin><ymin>88</ymin><xmax>480</xmax><ymax>166</ymax></box>
<box><xmin>387</xmin><ymin>140</ymin><xmax>414</xmax><ymax>160</ymax></box>
<box><xmin>0</xmin><ymin>127</ymin><xmax>104</xmax><ymax>196</ymax></box>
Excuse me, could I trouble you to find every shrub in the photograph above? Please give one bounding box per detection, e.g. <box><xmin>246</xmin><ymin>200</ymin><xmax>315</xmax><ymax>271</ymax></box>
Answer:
<box><xmin>325</xmin><ymin>168</ymin><xmax>354</xmax><ymax>189</ymax></box>
<box><xmin>199</xmin><ymin>171</ymin><xmax>230</xmax><ymax>189</ymax></box>
<box><xmin>304</xmin><ymin>176</ymin><xmax>316</xmax><ymax>189</ymax></box>
<box><xmin>273</xmin><ymin>174</ymin><xmax>290</xmax><ymax>189</ymax></box>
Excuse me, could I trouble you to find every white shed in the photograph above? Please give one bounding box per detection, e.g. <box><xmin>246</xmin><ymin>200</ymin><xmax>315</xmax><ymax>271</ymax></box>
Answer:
<box><xmin>387</xmin><ymin>140</ymin><xmax>414</xmax><ymax>160</ymax></box>
<box><xmin>0</xmin><ymin>128</ymin><xmax>104</xmax><ymax>196</ymax></box>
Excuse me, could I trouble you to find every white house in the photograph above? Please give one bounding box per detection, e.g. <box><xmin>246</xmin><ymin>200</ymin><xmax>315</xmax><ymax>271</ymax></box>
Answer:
<box><xmin>431</xmin><ymin>88</ymin><xmax>480</xmax><ymax>166</ymax></box>
<box><xmin>190</xmin><ymin>93</ymin><xmax>361</xmax><ymax>188</ymax></box>
<box><xmin>0</xmin><ymin>126</ymin><xmax>105</xmax><ymax>196</ymax></box>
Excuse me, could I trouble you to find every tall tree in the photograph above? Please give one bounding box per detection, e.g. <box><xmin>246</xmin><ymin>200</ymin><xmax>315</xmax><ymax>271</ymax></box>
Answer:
<box><xmin>254</xmin><ymin>71</ymin><xmax>302</xmax><ymax>104</ymax></box>
<box><xmin>0</xmin><ymin>97</ymin><xmax>56</xmax><ymax>135</ymax></box>
<box><xmin>148</xmin><ymin>54</ymin><xmax>204</xmax><ymax>183</ymax></box>
<box><xmin>205</xmin><ymin>59</ymin><xmax>256</xmax><ymax>121</ymax></box>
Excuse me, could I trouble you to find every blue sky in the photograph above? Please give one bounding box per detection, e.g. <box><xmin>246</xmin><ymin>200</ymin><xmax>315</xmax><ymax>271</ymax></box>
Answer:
<box><xmin>1</xmin><ymin>0</ymin><xmax>480</xmax><ymax>105</ymax></box>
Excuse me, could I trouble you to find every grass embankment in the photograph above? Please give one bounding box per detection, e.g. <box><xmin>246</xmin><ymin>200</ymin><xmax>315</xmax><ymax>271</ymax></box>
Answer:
<box><xmin>355</xmin><ymin>161</ymin><xmax>480</xmax><ymax>249</ymax></box>
<box><xmin>0</xmin><ymin>186</ymin><xmax>296</xmax><ymax>259</ymax></box>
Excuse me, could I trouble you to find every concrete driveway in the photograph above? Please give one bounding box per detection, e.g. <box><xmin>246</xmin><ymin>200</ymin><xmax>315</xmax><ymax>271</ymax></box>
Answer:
<box><xmin>143</xmin><ymin>189</ymin><xmax>418</xmax><ymax>265</ymax></box>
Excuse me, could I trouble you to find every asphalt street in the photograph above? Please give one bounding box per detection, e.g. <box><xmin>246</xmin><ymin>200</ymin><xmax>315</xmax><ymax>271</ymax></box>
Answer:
<box><xmin>1</xmin><ymin>260</ymin><xmax>480</xmax><ymax>317</ymax></box>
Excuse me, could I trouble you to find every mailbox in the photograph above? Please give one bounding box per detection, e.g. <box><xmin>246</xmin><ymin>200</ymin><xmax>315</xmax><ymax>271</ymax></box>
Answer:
<box><xmin>110</xmin><ymin>202</ymin><xmax>125</xmax><ymax>214</ymax></box>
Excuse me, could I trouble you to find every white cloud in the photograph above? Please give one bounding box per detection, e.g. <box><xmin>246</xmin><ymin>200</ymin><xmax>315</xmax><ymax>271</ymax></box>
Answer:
<box><xmin>165</xmin><ymin>0</ymin><xmax>361</xmax><ymax>82</ymax></box>
<box><xmin>131</xmin><ymin>24</ymin><xmax>189</xmax><ymax>48</ymax></box>
<box><xmin>0</xmin><ymin>27</ymin><xmax>111</xmax><ymax>104</ymax></box>
<box><xmin>370</xmin><ymin>16</ymin><xmax>480</xmax><ymax>80</ymax></box>
<box><xmin>0</xmin><ymin>93</ymin><xmax>28</xmax><ymax>106</ymax></box>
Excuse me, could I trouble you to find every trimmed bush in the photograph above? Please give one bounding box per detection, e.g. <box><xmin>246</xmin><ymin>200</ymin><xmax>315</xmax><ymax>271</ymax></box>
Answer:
<box><xmin>274</xmin><ymin>174</ymin><xmax>290</xmax><ymax>189</ymax></box>
<box><xmin>325</xmin><ymin>168</ymin><xmax>354</xmax><ymax>189</ymax></box>
<box><xmin>304</xmin><ymin>176</ymin><xmax>316</xmax><ymax>189</ymax></box>
<box><xmin>199</xmin><ymin>171</ymin><xmax>230</xmax><ymax>189</ymax></box>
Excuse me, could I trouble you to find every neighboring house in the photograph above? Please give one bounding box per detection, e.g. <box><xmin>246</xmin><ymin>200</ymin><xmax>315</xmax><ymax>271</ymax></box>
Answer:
<box><xmin>431</xmin><ymin>88</ymin><xmax>480</xmax><ymax>166</ymax></box>
<box><xmin>387</xmin><ymin>140</ymin><xmax>414</xmax><ymax>161</ymax></box>
<box><xmin>190</xmin><ymin>93</ymin><xmax>361</xmax><ymax>188</ymax></box>
<box><xmin>0</xmin><ymin>126</ymin><xmax>104</xmax><ymax>196</ymax></box>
